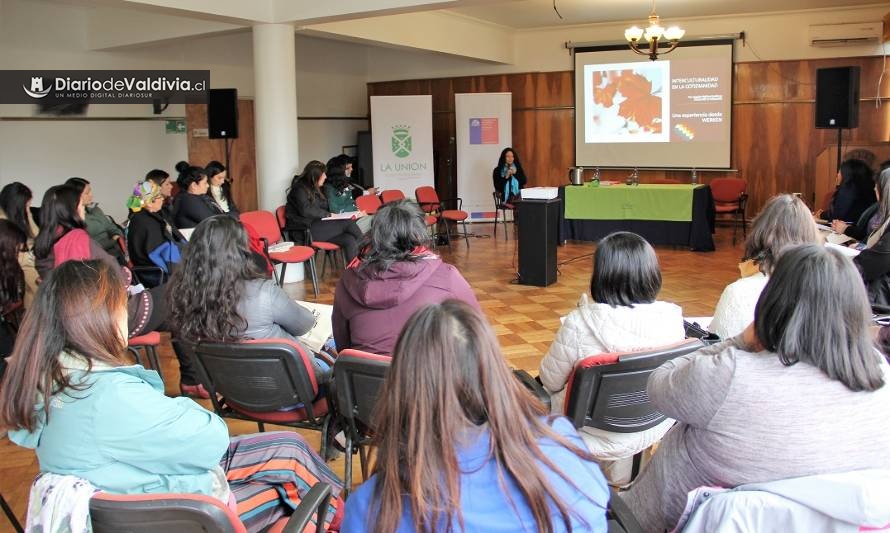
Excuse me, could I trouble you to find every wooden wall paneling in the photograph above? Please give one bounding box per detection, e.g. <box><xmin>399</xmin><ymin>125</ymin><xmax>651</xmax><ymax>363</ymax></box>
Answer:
<box><xmin>185</xmin><ymin>99</ymin><xmax>258</xmax><ymax>212</ymax></box>
<box><xmin>369</xmin><ymin>55</ymin><xmax>890</xmax><ymax>216</ymax></box>
<box><xmin>535</xmin><ymin>71</ymin><xmax>573</xmax><ymax>108</ymax></box>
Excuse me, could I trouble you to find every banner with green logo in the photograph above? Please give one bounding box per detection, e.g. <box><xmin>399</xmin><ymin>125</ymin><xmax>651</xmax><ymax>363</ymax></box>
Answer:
<box><xmin>371</xmin><ymin>95</ymin><xmax>434</xmax><ymax>194</ymax></box>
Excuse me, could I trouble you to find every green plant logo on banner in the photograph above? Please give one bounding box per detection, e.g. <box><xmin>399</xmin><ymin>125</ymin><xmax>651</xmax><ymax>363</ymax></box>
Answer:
<box><xmin>391</xmin><ymin>125</ymin><xmax>412</xmax><ymax>158</ymax></box>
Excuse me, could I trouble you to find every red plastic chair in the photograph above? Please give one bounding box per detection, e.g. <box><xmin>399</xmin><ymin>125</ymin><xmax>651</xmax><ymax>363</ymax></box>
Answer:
<box><xmin>241</xmin><ymin>210</ymin><xmax>319</xmax><ymax>298</ymax></box>
<box><xmin>128</xmin><ymin>331</ymin><xmax>162</xmax><ymax>381</ymax></box>
<box><xmin>415</xmin><ymin>186</ymin><xmax>469</xmax><ymax>247</ymax></box>
<box><xmin>275</xmin><ymin>206</ymin><xmax>342</xmax><ymax>280</ymax></box>
<box><xmin>355</xmin><ymin>194</ymin><xmax>382</xmax><ymax>215</ymax></box>
<box><xmin>380</xmin><ymin>190</ymin><xmax>405</xmax><ymax>204</ymax></box>
<box><xmin>709</xmin><ymin>177</ymin><xmax>748</xmax><ymax>245</ymax></box>
<box><xmin>90</xmin><ymin>482</ymin><xmax>334</xmax><ymax>533</ymax></box>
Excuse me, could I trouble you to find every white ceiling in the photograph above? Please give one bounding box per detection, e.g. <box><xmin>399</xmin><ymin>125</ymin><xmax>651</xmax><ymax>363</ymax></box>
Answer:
<box><xmin>448</xmin><ymin>0</ymin><xmax>889</xmax><ymax>29</ymax></box>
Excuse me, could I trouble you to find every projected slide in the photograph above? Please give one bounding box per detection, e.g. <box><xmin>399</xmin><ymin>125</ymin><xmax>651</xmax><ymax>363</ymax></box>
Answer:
<box><xmin>574</xmin><ymin>41</ymin><xmax>733</xmax><ymax>169</ymax></box>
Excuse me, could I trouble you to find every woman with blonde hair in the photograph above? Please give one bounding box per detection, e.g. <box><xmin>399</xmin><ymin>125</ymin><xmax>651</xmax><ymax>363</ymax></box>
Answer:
<box><xmin>710</xmin><ymin>194</ymin><xmax>820</xmax><ymax>339</ymax></box>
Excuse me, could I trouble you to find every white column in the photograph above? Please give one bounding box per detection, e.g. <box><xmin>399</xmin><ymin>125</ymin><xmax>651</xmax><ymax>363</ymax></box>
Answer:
<box><xmin>252</xmin><ymin>23</ymin><xmax>299</xmax><ymax>211</ymax></box>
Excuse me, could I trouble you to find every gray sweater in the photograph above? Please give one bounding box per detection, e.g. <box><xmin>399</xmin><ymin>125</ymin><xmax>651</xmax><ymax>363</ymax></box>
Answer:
<box><xmin>621</xmin><ymin>338</ymin><xmax>890</xmax><ymax>532</ymax></box>
<box><xmin>236</xmin><ymin>279</ymin><xmax>315</xmax><ymax>343</ymax></box>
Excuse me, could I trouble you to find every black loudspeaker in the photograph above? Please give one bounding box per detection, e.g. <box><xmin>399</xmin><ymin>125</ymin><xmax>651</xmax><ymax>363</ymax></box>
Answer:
<box><xmin>815</xmin><ymin>66</ymin><xmax>860</xmax><ymax>129</ymax></box>
<box><xmin>356</xmin><ymin>131</ymin><xmax>373</xmax><ymax>188</ymax></box>
<box><xmin>208</xmin><ymin>88</ymin><xmax>239</xmax><ymax>139</ymax></box>
<box><xmin>517</xmin><ymin>198</ymin><xmax>561</xmax><ymax>287</ymax></box>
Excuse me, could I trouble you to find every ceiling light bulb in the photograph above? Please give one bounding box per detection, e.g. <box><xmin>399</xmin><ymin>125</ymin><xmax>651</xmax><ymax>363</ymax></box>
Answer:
<box><xmin>644</xmin><ymin>23</ymin><xmax>665</xmax><ymax>41</ymax></box>
<box><xmin>625</xmin><ymin>26</ymin><xmax>644</xmax><ymax>42</ymax></box>
<box><xmin>664</xmin><ymin>26</ymin><xmax>685</xmax><ymax>41</ymax></box>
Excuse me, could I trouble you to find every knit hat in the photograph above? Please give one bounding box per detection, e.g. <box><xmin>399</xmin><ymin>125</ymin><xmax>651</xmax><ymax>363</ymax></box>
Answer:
<box><xmin>127</xmin><ymin>181</ymin><xmax>161</xmax><ymax>212</ymax></box>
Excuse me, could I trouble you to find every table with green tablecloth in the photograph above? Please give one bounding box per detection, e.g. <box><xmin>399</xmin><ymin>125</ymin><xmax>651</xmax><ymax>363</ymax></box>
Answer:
<box><xmin>558</xmin><ymin>183</ymin><xmax>715</xmax><ymax>251</ymax></box>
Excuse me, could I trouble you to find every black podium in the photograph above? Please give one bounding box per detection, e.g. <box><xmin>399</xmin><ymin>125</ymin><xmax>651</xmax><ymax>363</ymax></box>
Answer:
<box><xmin>517</xmin><ymin>198</ymin><xmax>561</xmax><ymax>287</ymax></box>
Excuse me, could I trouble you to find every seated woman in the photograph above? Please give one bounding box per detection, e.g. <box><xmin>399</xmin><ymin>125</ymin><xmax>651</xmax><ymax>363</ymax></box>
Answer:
<box><xmin>342</xmin><ymin>300</ymin><xmax>609</xmax><ymax>532</ymax></box>
<box><xmin>621</xmin><ymin>244</ymin><xmax>890</xmax><ymax>532</ymax></box>
<box><xmin>0</xmin><ymin>182</ymin><xmax>39</xmax><ymax>308</ymax></box>
<box><xmin>285</xmin><ymin>160</ymin><xmax>363</xmax><ymax>263</ymax></box>
<box><xmin>538</xmin><ymin>231</ymin><xmax>684</xmax><ymax>484</ymax></box>
<box><xmin>145</xmin><ymin>168</ymin><xmax>177</xmax><ymax>225</ymax></box>
<box><xmin>65</xmin><ymin>177</ymin><xmax>126</xmax><ymax>264</ymax></box>
<box><xmin>492</xmin><ymin>147</ymin><xmax>527</xmax><ymax>207</ymax></box>
<box><xmin>819</xmin><ymin>158</ymin><xmax>875</xmax><ymax>224</ymax></box>
<box><xmin>33</xmin><ymin>184</ymin><xmax>163</xmax><ymax>338</ymax></box>
<box><xmin>166</xmin><ymin>215</ymin><xmax>330</xmax><ymax>383</ymax></box>
<box><xmin>172</xmin><ymin>161</ymin><xmax>222</xmax><ymax>229</ymax></box>
<box><xmin>710</xmin><ymin>194</ymin><xmax>820</xmax><ymax>339</ymax></box>
<box><xmin>332</xmin><ymin>200</ymin><xmax>480</xmax><ymax>355</ymax></box>
<box><xmin>324</xmin><ymin>155</ymin><xmax>373</xmax><ymax>233</ymax></box>
<box><xmin>0</xmin><ymin>260</ymin><xmax>343</xmax><ymax>533</ymax></box>
<box><xmin>205</xmin><ymin>160</ymin><xmax>240</xmax><ymax>218</ymax></box>
<box><xmin>854</xmin><ymin>168</ymin><xmax>890</xmax><ymax>307</ymax></box>
<box><xmin>0</xmin><ymin>220</ymin><xmax>25</xmax><ymax>321</ymax></box>
<box><xmin>126</xmin><ymin>181</ymin><xmax>185</xmax><ymax>284</ymax></box>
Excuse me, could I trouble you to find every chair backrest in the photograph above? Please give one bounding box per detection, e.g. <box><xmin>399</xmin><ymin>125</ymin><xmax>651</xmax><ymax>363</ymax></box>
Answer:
<box><xmin>193</xmin><ymin>339</ymin><xmax>321</xmax><ymax>421</ymax></box>
<box><xmin>333</xmin><ymin>349</ymin><xmax>391</xmax><ymax>438</ymax></box>
<box><xmin>380</xmin><ymin>190</ymin><xmax>405</xmax><ymax>204</ymax></box>
<box><xmin>414</xmin><ymin>186</ymin><xmax>440</xmax><ymax>212</ymax></box>
<box><xmin>564</xmin><ymin>338</ymin><xmax>703</xmax><ymax>433</ymax></box>
<box><xmin>90</xmin><ymin>492</ymin><xmax>245</xmax><ymax>533</ymax></box>
<box><xmin>493</xmin><ymin>191</ymin><xmax>505</xmax><ymax>209</ymax></box>
<box><xmin>275</xmin><ymin>205</ymin><xmax>287</xmax><ymax>229</ymax></box>
<box><xmin>240</xmin><ymin>210</ymin><xmax>282</xmax><ymax>246</ymax></box>
<box><xmin>710</xmin><ymin>178</ymin><xmax>747</xmax><ymax>204</ymax></box>
<box><xmin>355</xmin><ymin>194</ymin><xmax>382</xmax><ymax>214</ymax></box>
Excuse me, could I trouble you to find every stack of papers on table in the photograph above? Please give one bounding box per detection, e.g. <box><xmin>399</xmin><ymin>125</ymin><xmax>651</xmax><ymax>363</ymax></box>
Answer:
<box><xmin>520</xmin><ymin>187</ymin><xmax>558</xmax><ymax>200</ymax></box>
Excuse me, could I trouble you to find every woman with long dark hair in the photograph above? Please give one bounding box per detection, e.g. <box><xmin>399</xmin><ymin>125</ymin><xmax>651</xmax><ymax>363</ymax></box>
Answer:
<box><xmin>172</xmin><ymin>161</ymin><xmax>221</xmax><ymax>229</ymax></box>
<box><xmin>0</xmin><ymin>260</ymin><xmax>343</xmax><ymax>532</ymax></box>
<box><xmin>492</xmin><ymin>147</ymin><xmax>528</xmax><ymax>206</ymax></box>
<box><xmin>166</xmin><ymin>216</ymin><xmax>328</xmax><ymax>384</ymax></box>
<box><xmin>333</xmin><ymin>200</ymin><xmax>479</xmax><ymax>355</ymax></box>
<box><xmin>819</xmin><ymin>158</ymin><xmax>876</xmax><ymax>223</ymax></box>
<box><xmin>33</xmin><ymin>184</ymin><xmax>162</xmax><ymax>338</ymax></box>
<box><xmin>0</xmin><ymin>220</ymin><xmax>26</xmax><ymax>314</ymax></box>
<box><xmin>285</xmin><ymin>160</ymin><xmax>363</xmax><ymax>263</ymax></box>
<box><xmin>324</xmin><ymin>154</ymin><xmax>373</xmax><ymax>233</ymax></box>
<box><xmin>0</xmin><ymin>182</ymin><xmax>38</xmax><ymax>240</ymax></box>
<box><xmin>0</xmin><ymin>182</ymin><xmax>39</xmax><ymax>308</ymax></box>
<box><xmin>205</xmin><ymin>160</ymin><xmax>239</xmax><ymax>217</ymax></box>
<box><xmin>342</xmin><ymin>300</ymin><xmax>609</xmax><ymax>532</ymax></box>
<box><xmin>622</xmin><ymin>244</ymin><xmax>890</xmax><ymax>531</ymax></box>
<box><xmin>65</xmin><ymin>177</ymin><xmax>125</xmax><ymax>264</ymax></box>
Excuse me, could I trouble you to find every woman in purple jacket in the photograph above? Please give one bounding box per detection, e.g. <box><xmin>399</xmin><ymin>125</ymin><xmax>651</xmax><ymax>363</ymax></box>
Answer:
<box><xmin>332</xmin><ymin>200</ymin><xmax>480</xmax><ymax>355</ymax></box>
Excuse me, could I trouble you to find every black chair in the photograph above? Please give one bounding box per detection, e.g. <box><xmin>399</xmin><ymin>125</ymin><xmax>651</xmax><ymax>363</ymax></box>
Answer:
<box><xmin>331</xmin><ymin>349</ymin><xmax>391</xmax><ymax>492</ymax></box>
<box><xmin>192</xmin><ymin>339</ymin><xmax>332</xmax><ymax>456</ymax></box>
<box><xmin>563</xmin><ymin>338</ymin><xmax>704</xmax><ymax>481</ymax></box>
<box><xmin>492</xmin><ymin>191</ymin><xmax>514</xmax><ymax>240</ymax></box>
<box><xmin>606</xmin><ymin>487</ymin><xmax>644</xmax><ymax>533</ymax></box>
<box><xmin>90</xmin><ymin>482</ymin><xmax>333</xmax><ymax>533</ymax></box>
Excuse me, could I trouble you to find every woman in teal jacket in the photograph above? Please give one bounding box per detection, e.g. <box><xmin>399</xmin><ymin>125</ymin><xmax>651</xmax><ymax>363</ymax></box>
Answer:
<box><xmin>0</xmin><ymin>259</ymin><xmax>343</xmax><ymax>532</ymax></box>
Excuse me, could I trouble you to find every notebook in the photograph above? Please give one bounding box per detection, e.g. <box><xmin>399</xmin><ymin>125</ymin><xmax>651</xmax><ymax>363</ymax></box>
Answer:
<box><xmin>293</xmin><ymin>300</ymin><xmax>333</xmax><ymax>353</ymax></box>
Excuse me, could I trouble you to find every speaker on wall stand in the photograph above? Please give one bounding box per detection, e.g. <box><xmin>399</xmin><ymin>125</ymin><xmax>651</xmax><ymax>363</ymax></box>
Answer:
<box><xmin>815</xmin><ymin>66</ymin><xmax>860</xmax><ymax>171</ymax></box>
<box><xmin>208</xmin><ymin>88</ymin><xmax>239</xmax><ymax>183</ymax></box>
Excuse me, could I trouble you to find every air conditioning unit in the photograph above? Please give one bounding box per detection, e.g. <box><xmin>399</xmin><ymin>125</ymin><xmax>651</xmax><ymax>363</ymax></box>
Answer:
<box><xmin>809</xmin><ymin>22</ymin><xmax>883</xmax><ymax>47</ymax></box>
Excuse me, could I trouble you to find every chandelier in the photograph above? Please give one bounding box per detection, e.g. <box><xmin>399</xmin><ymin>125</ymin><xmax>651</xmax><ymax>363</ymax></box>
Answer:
<box><xmin>624</xmin><ymin>0</ymin><xmax>685</xmax><ymax>61</ymax></box>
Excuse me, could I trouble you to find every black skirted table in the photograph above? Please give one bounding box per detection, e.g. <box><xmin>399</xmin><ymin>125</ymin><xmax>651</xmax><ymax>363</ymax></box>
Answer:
<box><xmin>558</xmin><ymin>183</ymin><xmax>716</xmax><ymax>251</ymax></box>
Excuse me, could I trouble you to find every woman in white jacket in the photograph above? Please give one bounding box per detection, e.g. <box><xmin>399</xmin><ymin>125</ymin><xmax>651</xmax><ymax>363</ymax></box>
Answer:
<box><xmin>539</xmin><ymin>231</ymin><xmax>685</xmax><ymax>484</ymax></box>
<box><xmin>709</xmin><ymin>194</ymin><xmax>821</xmax><ymax>339</ymax></box>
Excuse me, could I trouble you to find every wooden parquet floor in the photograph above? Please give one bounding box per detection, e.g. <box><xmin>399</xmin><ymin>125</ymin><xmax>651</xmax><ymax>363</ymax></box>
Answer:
<box><xmin>0</xmin><ymin>222</ymin><xmax>743</xmax><ymax>531</ymax></box>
